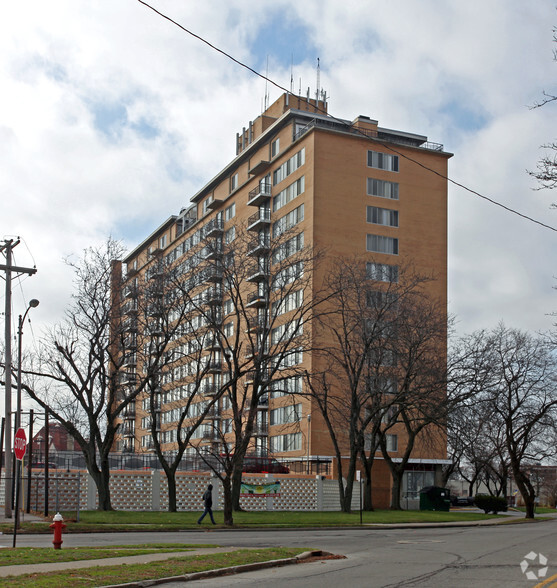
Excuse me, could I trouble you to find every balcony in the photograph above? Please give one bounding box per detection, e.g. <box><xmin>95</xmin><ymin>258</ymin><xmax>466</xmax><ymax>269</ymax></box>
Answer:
<box><xmin>122</xmin><ymin>424</ymin><xmax>135</xmax><ymax>438</ymax></box>
<box><xmin>246</xmin><ymin>368</ymin><xmax>270</xmax><ymax>384</ymax></box>
<box><xmin>246</xmin><ymin>316</ymin><xmax>268</xmax><ymax>334</ymax></box>
<box><xmin>248</xmin><ymin>160</ymin><xmax>271</xmax><ymax>176</ymax></box>
<box><xmin>206</xmin><ymin>406</ymin><xmax>221</xmax><ymax>420</ymax></box>
<box><xmin>124</xmin><ymin>283</ymin><xmax>138</xmax><ymax>299</ymax></box>
<box><xmin>203</xmin><ymin>333</ymin><xmax>221</xmax><ymax>350</ymax></box>
<box><xmin>247</xmin><ymin>262</ymin><xmax>270</xmax><ymax>282</ymax></box>
<box><xmin>122</xmin><ymin>300</ymin><xmax>138</xmax><ymax>315</ymax></box>
<box><xmin>258</xmin><ymin>395</ymin><xmax>269</xmax><ymax>408</ymax></box>
<box><xmin>122</xmin><ymin>405</ymin><xmax>136</xmax><ymax>419</ymax></box>
<box><xmin>203</xmin><ymin>429</ymin><xmax>220</xmax><ymax>442</ymax></box>
<box><xmin>203</xmin><ymin>286</ymin><xmax>223</xmax><ymax>306</ymax></box>
<box><xmin>247</xmin><ymin>182</ymin><xmax>272</xmax><ymax>207</ymax></box>
<box><xmin>123</xmin><ymin>318</ymin><xmax>138</xmax><ymax>333</ymax></box>
<box><xmin>123</xmin><ymin>353</ymin><xmax>137</xmax><ymax>368</ymax></box>
<box><xmin>207</xmin><ymin>360</ymin><xmax>223</xmax><ymax>373</ymax></box>
<box><xmin>247</xmin><ymin>236</ymin><xmax>271</xmax><ymax>257</ymax></box>
<box><xmin>200</xmin><ymin>383</ymin><xmax>218</xmax><ymax>396</ymax></box>
<box><xmin>146</xmin><ymin>265</ymin><xmax>164</xmax><ymax>281</ymax></box>
<box><xmin>253</xmin><ymin>422</ymin><xmax>269</xmax><ymax>436</ymax></box>
<box><xmin>204</xmin><ymin>218</ymin><xmax>224</xmax><ymax>238</ymax></box>
<box><xmin>201</xmin><ymin>241</ymin><xmax>223</xmax><ymax>261</ymax></box>
<box><xmin>147</xmin><ymin>303</ymin><xmax>164</xmax><ymax>317</ymax></box>
<box><xmin>247</xmin><ymin>209</ymin><xmax>271</xmax><ymax>231</ymax></box>
<box><xmin>204</xmin><ymin>265</ymin><xmax>223</xmax><ymax>283</ymax></box>
<box><xmin>245</xmin><ymin>343</ymin><xmax>269</xmax><ymax>360</ymax></box>
<box><xmin>120</xmin><ymin>371</ymin><xmax>138</xmax><ymax>385</ymax></box>
<box><xmin>246</xmin><ymin>291</ymin><xmax>268</xmax><ymax>308</ymax></box>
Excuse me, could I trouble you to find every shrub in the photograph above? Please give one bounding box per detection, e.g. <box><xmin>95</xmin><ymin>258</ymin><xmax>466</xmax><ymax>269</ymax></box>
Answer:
<box><xmin>474</xmin><ymin>494</ymin><xmax>508</xmax><ymax>514</ymax></box>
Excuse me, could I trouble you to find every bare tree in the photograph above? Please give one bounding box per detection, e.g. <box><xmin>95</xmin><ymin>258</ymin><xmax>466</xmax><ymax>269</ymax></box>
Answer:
<box><xmin>459</xmin><ymin>324</ymin><xmax>557</xmax><ymax>518</ymax></box>
<box><xmin>19</xmin><ymin>240</ymin><xmax>172</xmax><ymax>509</ymax></box>
<box><xmin>375</xmin><ymin>293</ymin><xmax>448</xmax><ymax>510</ymax></box>
<box><xmin>304</xmin><ymin>258</ymin><xmax>448</xmax><ymax>511</ymax></box>
<box><xmin>529</xmin><ymin>26</ymin><xmax>557</xmax><ymax>194</ymax></box>
<box><xmin>130</xmin><ymin>220</ymin><xmax>328</xmax><ymax>523</ymax></box>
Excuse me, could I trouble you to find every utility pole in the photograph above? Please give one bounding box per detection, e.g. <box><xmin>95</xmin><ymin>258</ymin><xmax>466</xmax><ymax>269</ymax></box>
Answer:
<box><xmin>0</xmin><ymin>239</ymin><xmax>36</xmax><ymax>518</ymax></box>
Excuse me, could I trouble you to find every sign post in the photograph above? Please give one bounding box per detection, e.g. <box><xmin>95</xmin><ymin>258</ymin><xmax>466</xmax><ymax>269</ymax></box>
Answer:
<box><xmin>13</xmin><ymin>428</ymin><xmax>27</xmax><ymax>547</ymax></box>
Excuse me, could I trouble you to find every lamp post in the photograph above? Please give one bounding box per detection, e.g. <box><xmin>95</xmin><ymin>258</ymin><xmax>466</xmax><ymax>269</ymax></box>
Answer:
<box><xmin>16</xmin><ymin>299</ymin><xmax>39</xmax><ymax>431</ymax></box>
<box><xmin>306</xmin><ymin>414</ymin><xmax>311</xmax><ymax>475</ymax></box>
<box><xmin>15</xmin><ymin>299</ymin><xmax>39</xmax><ymax>530</ymax></box>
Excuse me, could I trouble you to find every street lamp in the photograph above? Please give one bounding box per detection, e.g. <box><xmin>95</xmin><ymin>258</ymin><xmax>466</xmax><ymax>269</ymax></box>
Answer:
<box><xmin>15</xmin><ymin>299</ymin><xmax>39</xmax><ymax>529</ymax></box>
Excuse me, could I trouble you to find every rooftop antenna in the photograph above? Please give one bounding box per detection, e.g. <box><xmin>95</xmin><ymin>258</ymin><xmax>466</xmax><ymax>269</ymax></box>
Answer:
<box><xmin>264</xmin><ymin>56</ymin><xmax>269</xmax><ymax>110</ymax></box>
<box><xmin>299</xmin><ymin>78</ymin><xmax>302</xmax><ymax>96</ymax></box>
<box><xmin>316</xmin><ymin>57</ymin><xmax>320</xmax><ymax>102</ymax></box>
<box><xmin>290</xmin><ymin>54</ymin><xmax>294</xmax><ymax>94</ymax></box>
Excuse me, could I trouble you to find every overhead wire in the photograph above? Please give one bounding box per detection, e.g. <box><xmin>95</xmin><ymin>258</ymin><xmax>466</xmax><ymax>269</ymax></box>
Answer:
<box><xmin>137</xmin><ymin>0</ymin><xmax>557</xmax><ymax>233</ymax></box>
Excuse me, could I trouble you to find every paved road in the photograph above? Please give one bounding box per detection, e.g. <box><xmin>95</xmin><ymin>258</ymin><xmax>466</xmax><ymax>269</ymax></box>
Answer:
<box><xmin>6</xmin><ymin>520</ymin><xmax>557</xmax><ymax>587</ymax></box>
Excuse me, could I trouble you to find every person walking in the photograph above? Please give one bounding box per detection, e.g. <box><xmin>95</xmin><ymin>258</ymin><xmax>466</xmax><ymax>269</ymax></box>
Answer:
<box><xmin>198</xmin><ymin>483</ymin><xmax>216</xmax><ymax>525</ymax></box>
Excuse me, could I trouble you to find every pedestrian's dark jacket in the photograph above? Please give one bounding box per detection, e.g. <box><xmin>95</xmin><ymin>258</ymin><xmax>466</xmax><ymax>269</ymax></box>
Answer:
<box><xmin>203</xmin><ymin>487</ymin><xmax>213</xmax><ymax>508</ymax></box>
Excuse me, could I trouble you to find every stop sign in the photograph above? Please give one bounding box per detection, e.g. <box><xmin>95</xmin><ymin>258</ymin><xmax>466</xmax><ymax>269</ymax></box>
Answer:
<box><xmin>14</xmin><ymin>428</ymin><xmax>27</xmax><ymax>461</ymax></box>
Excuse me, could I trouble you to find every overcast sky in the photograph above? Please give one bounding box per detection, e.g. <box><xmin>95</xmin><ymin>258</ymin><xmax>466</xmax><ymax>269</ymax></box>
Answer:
<box><xmin>2</xmin><ymin>1</ymin><xmax>556</xmax><ymax>356</ymax></box>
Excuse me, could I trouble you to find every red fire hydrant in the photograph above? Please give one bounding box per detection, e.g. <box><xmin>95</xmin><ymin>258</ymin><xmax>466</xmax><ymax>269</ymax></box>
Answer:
<box><xmin>50</xmin><ymin>513</ymin><xmax>66</xmax><ymax>549</ymax></box>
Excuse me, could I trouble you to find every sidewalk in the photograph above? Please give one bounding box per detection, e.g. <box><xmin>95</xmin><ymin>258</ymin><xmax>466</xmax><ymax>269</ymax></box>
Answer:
<box><xmin>0</xmin><ymin>546</ymin><xmax>245</xmax><ymax>578</ymax></box>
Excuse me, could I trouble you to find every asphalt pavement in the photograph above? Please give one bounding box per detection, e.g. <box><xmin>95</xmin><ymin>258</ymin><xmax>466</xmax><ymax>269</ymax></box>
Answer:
<box><xmin>0</xmin><ymin>509</ymin><xmax>554</xmax><ymax>585</ymax></box>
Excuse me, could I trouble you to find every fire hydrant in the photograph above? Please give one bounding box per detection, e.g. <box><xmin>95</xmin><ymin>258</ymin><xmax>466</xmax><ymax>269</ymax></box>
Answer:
<box><xmin>50</xmin><ymin>513</ymin><xmax>66</xmax><ymax>549</ymax></box>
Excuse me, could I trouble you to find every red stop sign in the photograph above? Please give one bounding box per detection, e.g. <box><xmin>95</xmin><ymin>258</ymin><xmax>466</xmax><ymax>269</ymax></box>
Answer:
<box><xmin>14</xmin><ymin>428</ymin><xmax>27</xmax><ymax>461</ymax></box>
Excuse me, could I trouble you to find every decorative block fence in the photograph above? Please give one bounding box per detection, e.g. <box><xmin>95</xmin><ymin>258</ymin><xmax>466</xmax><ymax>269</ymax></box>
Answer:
<box><xmin>4</xmin><ymin>470</ymin><xmax>361</xmax><ymax>513</ymax></box>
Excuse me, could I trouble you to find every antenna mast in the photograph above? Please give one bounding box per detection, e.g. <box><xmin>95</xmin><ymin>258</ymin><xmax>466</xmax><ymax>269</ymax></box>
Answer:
<box><xmin>316</xmin><ymin>57</ymin><xmax>320</xmax><ymax>101</ymax></box>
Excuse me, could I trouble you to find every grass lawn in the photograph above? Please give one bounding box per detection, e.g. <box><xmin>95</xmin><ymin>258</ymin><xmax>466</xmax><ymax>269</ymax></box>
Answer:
<box><xmin>0</xmin><ymin>547</ymin><xmax>307</xmax><ymax>587</ymax></box>
<box><xmin>3</xmin><ymin>508</ymin><xmax>511</xmax><ymax>534</ymax></box>
<box><xmin>0</xmin><ymin>544</ymin><xmax>207</xmax><ymax>566</ymax></box>
<box><xmin>55</xmin><ymin>508</ymin><xmax>502</xmax><ymax>529</ymax></box>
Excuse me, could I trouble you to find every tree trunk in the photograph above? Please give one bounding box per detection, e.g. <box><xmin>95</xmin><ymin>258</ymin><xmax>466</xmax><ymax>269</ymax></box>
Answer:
<box><xmin>90</xmin><ymin>468</ymin><xmax>113</xmax><ymax>511</ymax></box>
<box><xmin>390</xmin><ymin>468</ymin><xmax>404</xmax><ymax>510</ymax></box>
<box><xmin>222</xmin><ymin>478</ymin><xmax>234</xmax><ymax>526</ymax></box>
<box><xmin>166</xmin><ymin>470</ymin><xmax>177</xmax><ymax>512</ymax></box>
<box><xmin>231</xmin><ymin>461</ymin><xmax>245</xmax><ymax>511</ymax></box>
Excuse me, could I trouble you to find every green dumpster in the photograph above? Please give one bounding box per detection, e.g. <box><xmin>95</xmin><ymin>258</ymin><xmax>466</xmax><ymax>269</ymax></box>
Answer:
<box><xmin>419</xmin><ymin>486</ymin><xmax>451</xmax><ymax>511</ymax></box>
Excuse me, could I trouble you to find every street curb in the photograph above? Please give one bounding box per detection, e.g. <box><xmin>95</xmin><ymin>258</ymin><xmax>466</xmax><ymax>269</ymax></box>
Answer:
<box><xmin>101</xmin><ymin>550</ymin><xmax>326</xmax><ymax>587</ymax></box>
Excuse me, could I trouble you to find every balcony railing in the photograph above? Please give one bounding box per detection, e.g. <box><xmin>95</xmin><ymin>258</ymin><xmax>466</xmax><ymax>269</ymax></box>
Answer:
<box><xmin>247</xmin><ymin>209</ymin><xmax>271</xmax><ymax>231</ymax></box>
<box><xmin>247</xmin><ymin>182</ymin><xmax>272</xmax><ymax>206</ymax></box>
<box><xmin>204</xmin><ymin>218</ymin><xmax>224</xmax><ymax>238</ymax></box>
<box><xmin>203</xmin><ymin>265</ymin><xmax>223</xmax><ymax>283</ymax></box>
<box><xmin>246</xmin><ymin>316</ymin><xmax>268</xmax><ymax>333</ymax></box>
<box><xmin>200</xmin><ymin>383</ymin><xmax>218</xmax><ymax>396</ymax></box>
<box><xmin>247</xmin><ymin>236</ymin><xmax>271</xmax><ymax>257</ymax></box>
<box><xmin>124</xmin><ymin>284</ymin><xmax>138</xmax><ymax>299</ymax></box>
<box><xmin>253</xmin><ymin>422</ymin><xmax>269</xmax><ymax>436</ymax></box>
<box><xmin>246</xmin><ymin>291</ymin><xmax>268</xmax><ymax>308</ymax></box>
<box><xmin>247</xmin><ymin>262</ymin><xmax>270</xmax><ymax>282</ymax></box>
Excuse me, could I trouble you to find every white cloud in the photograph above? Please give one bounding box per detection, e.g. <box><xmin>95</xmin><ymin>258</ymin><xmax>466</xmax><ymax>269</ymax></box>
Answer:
<box><xmin>1</xmin><ymin>0</ymin><xmax>556</xmax><ymax>357</ymax></box>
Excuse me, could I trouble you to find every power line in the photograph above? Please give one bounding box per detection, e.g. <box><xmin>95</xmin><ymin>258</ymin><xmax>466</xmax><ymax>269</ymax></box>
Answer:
<box><xmin>137</xmin><ymin>0</ymin><xmax>557</xmax><ymax>234</ymax></box>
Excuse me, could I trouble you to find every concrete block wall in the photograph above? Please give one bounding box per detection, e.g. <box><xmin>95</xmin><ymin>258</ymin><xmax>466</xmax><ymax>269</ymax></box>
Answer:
<box><xmin>6</xmin><ymin>470</ymin><xmax>360</xmax><ymax>512</ymax></box>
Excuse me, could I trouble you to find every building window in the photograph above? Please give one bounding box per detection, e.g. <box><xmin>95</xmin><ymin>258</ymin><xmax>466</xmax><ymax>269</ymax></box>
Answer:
<box><xmin>159</xmin><ymin>235</ymin><xmax>167</xmax><ymax>249</ymax></box>
<box><xmin>271</xmin><ymin>138</ymin><xmax>280</xmax><ymax>158</ymax></box>
<box><xmin>223</xmin><ymin>298</ymin><xmax>233</xmax><ymax>315</ymax></box>
<box><xmin>273</xmin><ymin>233</ymin><xmax>304</xmax><ymax>264</ymax></box>
<box><xmin>270</xmin><ymin>403</ymin><xmax>302</xmax><ymax>426</ymax></box>
<box><xmin>273</xmin><ymin>204</ymin><xmax>304</xmax><ymax>237</ymax></box>
<box><xmin>225</xmin><ymin>226</ymin><xmax>236</xmax><ymax>244</ymax></box>
<box><xmin>270</xmin><ymin>432</ymin><xmax>302</xmax><ymax>452</ymax></box>
<box><xmin>386</xmin><ymin>434</ymin><xmax>398</xmax><ymax>452</ymax></box>
<box><xmin>225</xmin><ymin>203</ymin><xmax>236</xmax><ymax>221</ymax></box>
<box><xmin>367</xmin><ymin>178</ymin><xmax>399</xmax><ymax>200</ymax></box>
<box><xmin>203</xmin><ymin>195</ymin><xmax>214</xmax><ymax>214</ymax></box>
<box><xmin>273</xmin><ymin>176</ymin><xmax>305</xmax><ymax>212</ymax></box>
<box><xmin>366</xmin><ymin>234</ymin><xmax>398</xmax><ymax>255</ymax></box>
<box><xmin>272</xmin><ymin>289</ymin><xmax>303</xmax><ymax>316</ymax></box>
<box><xmin>273</xmin><ymin>148</ymin><xmax>305</xmax><ymax>185</ymax></box>
<box><xmin>367</xmin><ymin>262</ymin><xmax>399</xmax><ymax>283</ymax></box>
<box><xmin>367</xmin><ymin>206</ymin><xmax>399</xmax><ymax>227</ymax></box>
<box><xmin>269</xmin><ymin>376</ymin><xmax>303</xmax><ymax>398</ymax></box>
<box><xmin>230</xmin><ymin>173</ymin><xmax>239</xmax><ymax>192</ymax></box>
<box><xmin>367</xmin><ymin>150</ymin><xmax>399</xmax><ymax>172</ymax></box>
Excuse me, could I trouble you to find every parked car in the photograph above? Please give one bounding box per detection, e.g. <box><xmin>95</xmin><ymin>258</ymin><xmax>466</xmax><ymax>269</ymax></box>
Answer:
<box><xmin>450</xmin><ymin>495</ymin><xmax>475</xmax><ymax>506</ymax></box>
<box><xmin>242</xmin><ymin>456</ymin><xmax>289</xmax><ymax>474</ymax></box>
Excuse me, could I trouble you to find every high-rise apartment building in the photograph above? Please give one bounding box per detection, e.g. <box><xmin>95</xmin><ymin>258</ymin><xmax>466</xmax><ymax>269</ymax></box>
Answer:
<box><xmin>116</xmin><ymin>93</ymin><xmax>452</xmax><ymax>507</ymax></box>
